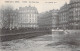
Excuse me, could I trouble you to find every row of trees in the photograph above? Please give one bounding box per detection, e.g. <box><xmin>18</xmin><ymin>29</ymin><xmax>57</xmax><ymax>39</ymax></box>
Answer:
<box><xmin>0</xmin><ymin>6</ymin><xmax>19</xmax><ymax>30</ymax></box>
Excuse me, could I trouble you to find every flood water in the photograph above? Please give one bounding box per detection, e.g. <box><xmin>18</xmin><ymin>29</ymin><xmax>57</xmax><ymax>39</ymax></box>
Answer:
<box><xmin>0</xmin><ymin>34</ymin><xmax>79</xmax><ymax>51</ymax></box>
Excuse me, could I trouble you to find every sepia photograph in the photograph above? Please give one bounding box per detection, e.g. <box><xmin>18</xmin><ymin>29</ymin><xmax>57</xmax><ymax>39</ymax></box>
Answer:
<box><xmin>0</xmin><ymin>0</ymin><xmax>80</xmax><ymax>51</ymax></box>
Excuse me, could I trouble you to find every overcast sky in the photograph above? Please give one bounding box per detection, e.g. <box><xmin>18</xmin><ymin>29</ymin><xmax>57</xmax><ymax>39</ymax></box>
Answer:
<box><xmin>0</xmin><ymin>0</ymin><xmax>70</xmax><ymax>13</ymax></box>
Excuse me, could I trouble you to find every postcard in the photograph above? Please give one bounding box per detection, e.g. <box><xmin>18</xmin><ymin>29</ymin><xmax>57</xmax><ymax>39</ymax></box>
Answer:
<box><xmin>0</xmin><ymin>0</ymin><xmax>80</xmax><ymax>51</ymax></box>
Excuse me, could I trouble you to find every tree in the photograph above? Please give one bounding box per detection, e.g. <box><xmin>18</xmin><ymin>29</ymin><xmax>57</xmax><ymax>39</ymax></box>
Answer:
<box><xmin>1</xmin><ymin>5</ymin><xmax>18</xmax><ymax>30</ymax></box>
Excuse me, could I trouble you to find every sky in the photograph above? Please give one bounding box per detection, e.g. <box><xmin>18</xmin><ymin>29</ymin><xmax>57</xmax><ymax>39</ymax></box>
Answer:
<box><xmin>0</xmin><ymin>0</ymin><xmax>70</xmax><ymax>13</ymax></box>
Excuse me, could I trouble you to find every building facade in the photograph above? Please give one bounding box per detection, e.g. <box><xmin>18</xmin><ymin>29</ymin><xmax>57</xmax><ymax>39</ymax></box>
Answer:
<box><xmin>68</xmin><ymin>0</ymin><xmax>80</xmax><ymax>29</ymax></box>
<box><xmin>59</xmin><ymin>0</ymin><xmax>80</xmax><ymax>29</ymax></box>
<box><xmin>58</xmin><ymin>3</ymin><xmax>69</xmax><ymax>29</ymax></box>
<box><xmin>52</xmin><ymin>10</ymin><xmax>59</xmax><ymax>29</ymax></box>
<box><xmin>0</xmin><ymin>6</ymin><xmax>38</xmax><ymax>29</ymax></box>
<box><xmin>38</xmin><ymin>11</ymin><xmax>53</xmax><ymax>29</ymax></box>
<box><xmin>38</xmin><ymin>9</ymin><xmax>59</xmax><ymax>29</ymax></box>
<box><xmin>17</xmin><ymin>6</ymin><xmax>38</xmax><ymax>28</ymax></box>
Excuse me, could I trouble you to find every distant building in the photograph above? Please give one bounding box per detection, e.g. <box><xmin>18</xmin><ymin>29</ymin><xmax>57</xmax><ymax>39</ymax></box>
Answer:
<box><xmin>38</xmin><ymin>10</ymin><xmax>59</xmax><ymax>29</ymax></box>
<box><xmin>38</xmin><ymin>11</ymin><xmax>53</xmax><ymax>29</ymax></box>
<box><xmin>17</xmin><ymin>6</ymin><xmax>38</xmax><ymax>28</ymax></box>
<box><xmin>52</xmin><ymin>10</ymin><xmax>59</xmax><ymax>29</ymax></box>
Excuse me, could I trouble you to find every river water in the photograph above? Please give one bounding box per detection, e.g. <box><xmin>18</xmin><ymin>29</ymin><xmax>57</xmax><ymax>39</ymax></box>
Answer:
<box><xmin>0</xmin><ymin>34</ymin><xmax>79</xmax><ymax>51</ymax></box>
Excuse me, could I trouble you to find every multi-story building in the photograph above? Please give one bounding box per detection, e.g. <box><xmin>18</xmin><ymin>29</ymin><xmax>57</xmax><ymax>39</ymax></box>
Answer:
<box><xmin>58</xmin><ymin>3</ymin><xmax>69</xmax><ymax>29</ymax></box>
<box><xmin>38</xmin><ymin>11</ymin><xmax>53</xmax><ymax>29</ymax></box>
<box><xmin>17</xmin><ymin>6</ymin><xmax>38</xmax><ymax>28</ymax></box>
<box><xmin>68</xmin><ymin>0</ymin><xmax>80</xmax><ymax>29</ymax></box>
<box><xmin>38</xmin><ymin>9</ymin><xmax>59</xmax><ymax>29</ymax></box>
<box><xmin>59</xmin><ymin>0</ymin><xmax>80</xmax><ymax>29</ymax></box>
<box><xmin>52</xmin><ymin>9</ymin><xmax>59</xmax><ymax>29</ymax></box>
<box><xmin>0</xmin><ymin>6</ymin><xmax>38</xmax><ymax>29</ymax></box>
